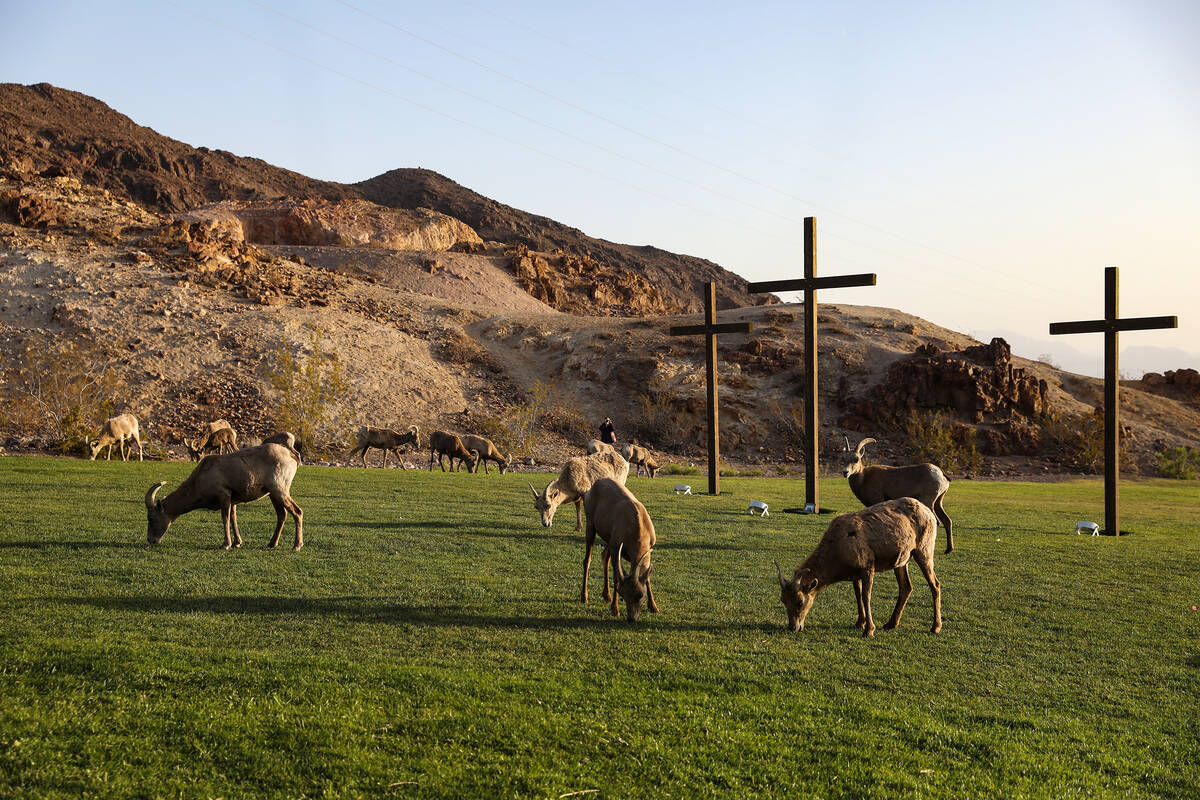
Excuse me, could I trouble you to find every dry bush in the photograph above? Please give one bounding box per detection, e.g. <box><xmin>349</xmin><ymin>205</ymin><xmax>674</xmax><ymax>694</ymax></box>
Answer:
<box><xmin>1</xmin><ymin>334</ymin><xmax>125</xmax><ymax>452</ymax></box>
<box><xmin>631</xmin><ymin>392</ymin><xmax>700</xmax><ymax>451</ymax></box>
<box><xmin>900</xmin><ymin>409</ymin><xmax>983</xmax><ymax>475</ymax></box>
<box><xmin>263</xmin><ymin>326</ymin><xmax>351</xmax><ymax>460</ymax></box>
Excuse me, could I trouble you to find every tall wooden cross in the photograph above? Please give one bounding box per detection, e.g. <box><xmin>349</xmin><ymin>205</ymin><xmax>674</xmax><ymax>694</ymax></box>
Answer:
<box><xmin>669</xmin><ymin>282</ymin><xmax>753</xmax><ymax>495</ymax></box>
<box><xmin>1049</xmin><ymin>266</ymin><xmax>1177</xmax><ymax>535</ymax></box>
<box><xmin>746</xmin><ymin>217</ymin><xmax>876</xmax><ymax>512</ymax></box>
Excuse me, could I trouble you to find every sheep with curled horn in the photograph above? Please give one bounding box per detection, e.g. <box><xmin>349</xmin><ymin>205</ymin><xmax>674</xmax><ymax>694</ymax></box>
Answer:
<box><xmin>840</xmin><ymin>434</ymin><xmax>955</xmax><ymax>554</ymax></box>
<box><xmin>144</xmin><ymin>443</ymin><xmax>303</xmax><ymax>551</ymax></box>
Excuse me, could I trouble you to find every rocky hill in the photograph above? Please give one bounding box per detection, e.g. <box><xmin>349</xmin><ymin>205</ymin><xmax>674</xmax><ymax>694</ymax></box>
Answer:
<box><xmin>1</xmin><ymin>83</ymin><xmax>1197</xmax><ymax>476</ymax></box>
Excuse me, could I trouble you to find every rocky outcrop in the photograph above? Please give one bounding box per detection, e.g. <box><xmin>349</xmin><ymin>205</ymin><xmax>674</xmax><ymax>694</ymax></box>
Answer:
<box><xmin>177</xmin><ymin>199</ymin><xmax>482</xmax><ymax>252</ymax></box>
<box><xmin>1138</xmin><ymin>368</ymin><xmax>1200</xmax><ymax>408</ymax></box>
<box><xmin>508</xmin><ymin>244</ymin><xmax>679</xmax><ymax>317</ymax></box>
<box><xmin>839</xmin><ymin>337</ymin><xmax>1050</xmax><ymax>454</ymax></box>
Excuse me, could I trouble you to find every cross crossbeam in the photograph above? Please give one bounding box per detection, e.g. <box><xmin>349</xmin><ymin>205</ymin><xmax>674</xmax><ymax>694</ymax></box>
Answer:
<box><xmin>747</xmin><ymin>217</ymin><xmax>875</xmax><ymax>512</ymax></box>
<box><xmin>668</xmin><ymin>282</ymin><xmax>754</xmax><ymax>495</ymax></box>
<box><xmin>1049</xmin><ymin>266</ymin><xmax>1177</xmax><ymax>535</ymax></box>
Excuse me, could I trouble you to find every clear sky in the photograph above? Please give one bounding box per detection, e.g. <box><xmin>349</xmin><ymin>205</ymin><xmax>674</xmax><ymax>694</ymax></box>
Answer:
<box><xmin>3</xmin><ymin>0</ymin><xmax>1198</xmax><ymax>377</ymax></box>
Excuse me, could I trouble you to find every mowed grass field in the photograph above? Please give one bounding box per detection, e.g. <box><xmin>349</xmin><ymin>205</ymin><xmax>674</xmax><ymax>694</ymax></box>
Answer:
<box><xmin>0</xmin><ymin>456</ymin><xmax>1197</xmax><ymax>799</ymax></box>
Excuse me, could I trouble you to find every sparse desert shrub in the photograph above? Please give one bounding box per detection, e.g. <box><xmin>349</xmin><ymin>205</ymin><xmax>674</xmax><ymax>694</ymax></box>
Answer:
<box><xmin>1040</xmin><ymin>410</ymin><xmax>1105</xmax><ymax>473</ymax></box>
<box><xmin>720</xmin><ymin>467</ymin><xmax>763</xmax><ymax>477</ymax></box>
<box><xmin>263</xmin><ymin>326</ymin><xmax>350</xmax><ymax>460</ymax></box>
<box><xmin>1156</xmin><ymin>446</ymin><xmax>1200</xmax><ymax>480</ymax></box>
<box><xmin>900</xmin><ymin>409</ymin><xmax>983</xmax><ymax>475</ymax></box>
<box><xmin>1</xmin><ymin>334</ymin><xmax>124</xmax><ymax>453</ymax></box>
<box><xmin>631</xmin><ymin>392</ymin><xmax>699</xmax><ymax>451</ymax></box>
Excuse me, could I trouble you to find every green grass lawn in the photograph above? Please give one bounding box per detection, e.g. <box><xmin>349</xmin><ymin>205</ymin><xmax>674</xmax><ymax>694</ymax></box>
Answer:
<box><xmin>0</xmin><ymin>456</ymin><xmax>1197</xmax><ymax>799</ymax></box>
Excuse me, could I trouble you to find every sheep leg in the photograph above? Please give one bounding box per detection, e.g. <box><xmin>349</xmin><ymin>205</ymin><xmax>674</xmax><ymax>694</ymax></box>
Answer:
<box><xmin>853</xmin><ymin>578</ymin><xmax>866</xmax><ymax>629</ymax></box>
<box><xmin>882</xmin><ymin>565</ymin><xmax>912</xmax><ymax>630</ymax></box>
<box><xmin>135</xmin><ymin>435</ymin><xmax>144</xmax><ymax>462</ymax></box>
<box><xmin>381</xmin><ymin>448</ymin><xmax>389</xmax><ymax>469</ymax></box>
<box><xmin>601</xmin><ymin>545</ymin><xmax>611</xmax><ymax>602</ymax></box>
<box><xmin>646</xmin><ymin>577</ymin><xmax>659</xmax><ymax>613</ymax></box>
<box><xmin>581</xmin><ymin>524</ymin><xmax>597</xmax><ymax>603</ymax></box>
<box><xmin>934</xmin><ymin>493</ymin><xmax>954</xmax><ymax>554</ymax></box>
<box><xmin>860</xmin><ymin>569</ymin><xmax>876</xmax><ymax>637</ymax></box>
<box><xmin>606</xmin><ymin>549</ymin><xmax>620</xmax><ymax>616</ymax></box>
<box><xmin>229</xmin><ymin>504</ymin><xmax>243</xmax><ymax>548</ymax></box>
<box><xmin>912</xmin><ymin>551</ymin><xmax>942</xmax><ymax>633</ymax></box>
<box><xmin>574</xmin><ymin>498</ymin><xmax>583</xmax><ymax>532</ymax></box>
<box><xmin>221</xmin><ymin>503</ymin><xmax>234</xmax><ymax>550</ymax></box>
<box><xmin>287</xmin><ymin>496</ymin><xmax>304</xmax><ymax>551</ymax></box>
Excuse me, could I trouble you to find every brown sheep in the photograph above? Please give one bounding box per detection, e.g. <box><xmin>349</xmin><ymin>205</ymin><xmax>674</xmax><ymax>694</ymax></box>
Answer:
<box><xmin>428</xmin><ymin>431</ymin><xmax>478</xmax><ymax>472</ymax></box>
<box><xmin>775</xmin><ymin>497</ymin><xmax>942</xmax><ymax>637</ymax></box>
<box><xmin>581</xmin><ymin>477</ymin><xmax>658</xmax><ymax>622</ymax></box>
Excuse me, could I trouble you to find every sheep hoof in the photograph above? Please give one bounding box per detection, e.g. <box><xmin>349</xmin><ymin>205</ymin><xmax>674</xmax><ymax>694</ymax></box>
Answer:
<box><xmin>221</xmin><ymin>544</ymin><xmax>231</xmax><ymax>551</ymax></box>
<box><xmin>863</xmin><ymin>628</ymin><xmax>876</xmax><ymax>638</ymax></box>
<box><xmin>292</xmin><ymin>543</ymin><xmax>303</xmax><ymax>552</ymax></box>
<box><xmin>930</xmin><ymin>625</ymin><xmax>942</xmax><ymax>634</ymax></box>
<box><xmin>882</xmin><ymin>622</ymin><xmax>897</xmax><ymax>631</ymax></box>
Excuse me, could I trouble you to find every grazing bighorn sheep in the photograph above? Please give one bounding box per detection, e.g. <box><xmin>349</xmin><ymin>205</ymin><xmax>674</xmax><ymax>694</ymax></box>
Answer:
<box><xmin>841</xmin><ymin>435</ymin><xmax>955</xmax><ymax>554</ymax></box>
<box><xmin>185</xmin><ymin>420</ymin><xmax>237</xmax><ymax>460</ymax></box>
<box><xmin>586</xmin><ymin>439</ymin><xmax>616</xmax><ymax>455</ymax></box>
<box><xmin>346</xmin><ymin>425</ymin><xmax>420</xmax><ymax>468</ymax></box>
<box><xmin>428</xmin><ymin>431</ymin><xmax>478</xmax><ymax>472</ymax></box>
<box><xmin>529</xmin><ymin>450</ymin><xmax>630</xmax><ymax>531</ymax></box>
<box><xmin>144</xmin><ymin>443</ymin><xmax>304</xmax><ymax>551</ymax></box>
<box><xmin>775</xmin><ymin>497</ymin><xmax>942</xmax><ymax>637</ymax></box>
<box><xmin>580</xmin><ymin>478</ymin><xmax>658</xmax><ymax>622</ymax></box>
<box><xmin>262</xmin><ymin>431</ymin><xmax>303</xmax><ymax>463</ymax></box>
<box><xmin>622</xmin><ymin>443</ymin><xmax>659</xmax><ymax>478</ymax></box>
<box><xmin>460</xmin><ymin>434</ymin><xmax>510</xmax><ymax>474</ymax></box>
<box><xmin>88</xmin><ymin>413</ymin><xmax>144</xmax><ymax>461</ymax></box>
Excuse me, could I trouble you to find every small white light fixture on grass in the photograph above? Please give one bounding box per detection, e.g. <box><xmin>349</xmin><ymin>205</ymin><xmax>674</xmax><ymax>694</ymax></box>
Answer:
<box><xmin>673</xmin><ymin>484</ymin><xmax>692</xmax><ymax>495</ymax></box>
<box><xmin>747</xmin><ymin>500</ymin><xmax>769</xmax><ymax>517</ymax></box>
<box><xmin>1075</xmin><ymin>520</ymin><xmax>1100</xmax><ymax>536</ymax></box>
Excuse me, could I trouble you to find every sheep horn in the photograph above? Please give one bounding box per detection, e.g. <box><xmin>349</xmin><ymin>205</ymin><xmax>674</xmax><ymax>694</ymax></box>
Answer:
<box><xmin>528</xmin><ymin>483</ymin><xmax>541</xmax><ymax>499</ymax></box>
<box><xmin>856</xmin><ymin>437</ymin><xmax>876</xmax><ymax>457</ymax></box>
<box><xmin>145</xmin><ymin>481</ymin><xmax>166</xmax><ymax>508</ymax></box>
<box><xmin>842</xmin><ymin>434</ymin><xmax>852</xmax><ymax>451</ymax></box>
<box><xmin>634</xmin><ymin>549</ymin><xmax>652</xmax><ymax>578</ymax></box>
<box><xmin>613</xmin><ymin>543</ymin><xmax>627</xmax><ymax>582</ymax></box>
<box><xmin>774</xmin><ymin>559</ymin><xmax>787</xmax><ymax>588</ymax></box>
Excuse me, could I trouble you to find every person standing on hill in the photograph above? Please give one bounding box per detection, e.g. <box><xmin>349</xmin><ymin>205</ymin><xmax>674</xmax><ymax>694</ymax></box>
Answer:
<box><xmin>599</xmin><ymin>416</ymin><xmax>616</xmax><ymax>446</ymax></box>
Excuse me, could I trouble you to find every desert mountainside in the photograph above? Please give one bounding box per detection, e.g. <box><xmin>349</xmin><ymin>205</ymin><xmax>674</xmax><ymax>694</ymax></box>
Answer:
<box><xmin>2</xmin><ymin>82</ymin><xmax>1198</xmax><ymax>474</ymax></box>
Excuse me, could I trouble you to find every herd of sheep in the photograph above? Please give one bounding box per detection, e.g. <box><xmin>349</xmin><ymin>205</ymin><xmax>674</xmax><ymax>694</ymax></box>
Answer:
<box><xmin>85</xmin><ymin>411</ymin><xmax>954</xmax><ymax>635</ymax></box>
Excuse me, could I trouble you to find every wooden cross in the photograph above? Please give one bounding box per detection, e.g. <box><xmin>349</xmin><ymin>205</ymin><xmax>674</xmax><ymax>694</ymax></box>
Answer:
<box><xmin>1049</xmin><ymin>266</ymin><xmax>1177</xmax><ymax>535</ymax></box>
<box><xmin>669</xmin><ymin>282</ymin><xmax>753</xmax><ymax>495</ymax></box>
<box><xmin>746</xmin><ymin>217</ymin><xmax>875</xmax><ymax>512</ymax></box>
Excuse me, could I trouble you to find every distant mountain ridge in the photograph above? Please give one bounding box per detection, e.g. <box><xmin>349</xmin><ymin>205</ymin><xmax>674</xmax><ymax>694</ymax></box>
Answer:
<box><xmin>0</xmin><ymin>82</ymin><xmax>760</xmax><ymax>315</ymax></box>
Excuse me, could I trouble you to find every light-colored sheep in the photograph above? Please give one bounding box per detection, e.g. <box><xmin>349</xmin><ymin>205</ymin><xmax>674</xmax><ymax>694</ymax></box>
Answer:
<box><xmin>775</xmin><ymin>497</ymin><xmax>942</xmax><ymax>637</ymax></box>
<box><xmin>428</xmin><ymin>431</ymin><xmax>478</xmax><ymax>472</ymax></box>
<box><xmin>88</xmin><ymin>413</ymin><xmax>144</xmax><ymax>461</ymax></box>
<box><xmin>623</xmin><ymin>443</ymin><xmax>659</xmax><ymax>478</ymax></box>
<box><xmin>460</xmin><ymin>434</ymin><xmax>510</xmax><ymax>474</ymax></box>
<box><xmin>528</xmin><ymin>450</ymin><xmax>630</xmax><ymax>531</ymax></box>
<box><xmin>346</xmin><ymin>425</ymin><xmax>420</xmax><ymax>468</ymax></box>
<box><xmin>145</xmin><ymin>443</ymin><xmax>303</xmax><ymax>551</ymax></box>
<box><xmin>186</xmin><ymin>420</ymin><xmax>238</xmax><ymax>460</ymax></box>
<box><xmin>586</xmin><ymin>439</ymin><xmax>616</xmax><ymax>455</ymax></box>
<box><xmin>840</xmin><ymin>435</ymin><xmax>954</xmax><ymax>553</ymax></box>
<box><xmin>581</xmin><ymin>477</ymin><xmax>658</xmax><ymax>622</ymax></box>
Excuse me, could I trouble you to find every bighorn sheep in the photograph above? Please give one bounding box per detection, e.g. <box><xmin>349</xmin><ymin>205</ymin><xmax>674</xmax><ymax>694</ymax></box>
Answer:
<box><xmin>460</xmin><ymin>434</ymin><xmax>510</xmax><ymax>474</ymax></box>
<box><xmin>840</xmin><ymin>435</ymin><xmax>955</xmax><ymax>554</ymax></box>
<box><xmin>774</xmin><ymin>497</ymin><xmax>942</xmax><ymax>637</ymax></box>
<box><xmin>88</xmin><ymin>413</ymin><xmax>144</xmax><ymax>461</ymax></box>
<box><xmin>428</xmin><ymin>431</ymin><xmax>478</xmax><ymax>472</ymax></box>
<box><xmin>529</xmin><ymin>450</ymin><xmax>630</xmax><ymax>531</ymax></box>
<box><xmin>346</xmin><ymin>425</ymin><xmax>420</xmax><ymax>468</ymax></box>
<box><xmin>622</xmin><ymin>443</ymin><xmax>659</xmax><ymax>478</ymax></box>
<box><xmin>144</xmin><ymin>443</ymin><xmax>304</xmax><ymax>551</ymax></box>
<box><xmin>586</xmin><ymin>439</ymin><xmax>615</xmax><ymax>455</ymax></box>
<box><xmin>581</xmin><ymin>478</ymin><xmax>658</xmax><ymax>622</ymax></box>
<box><xmin>185</xmin><ymin>420</ymin><xmax>237</xmax><ymax>460</ymax></box>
